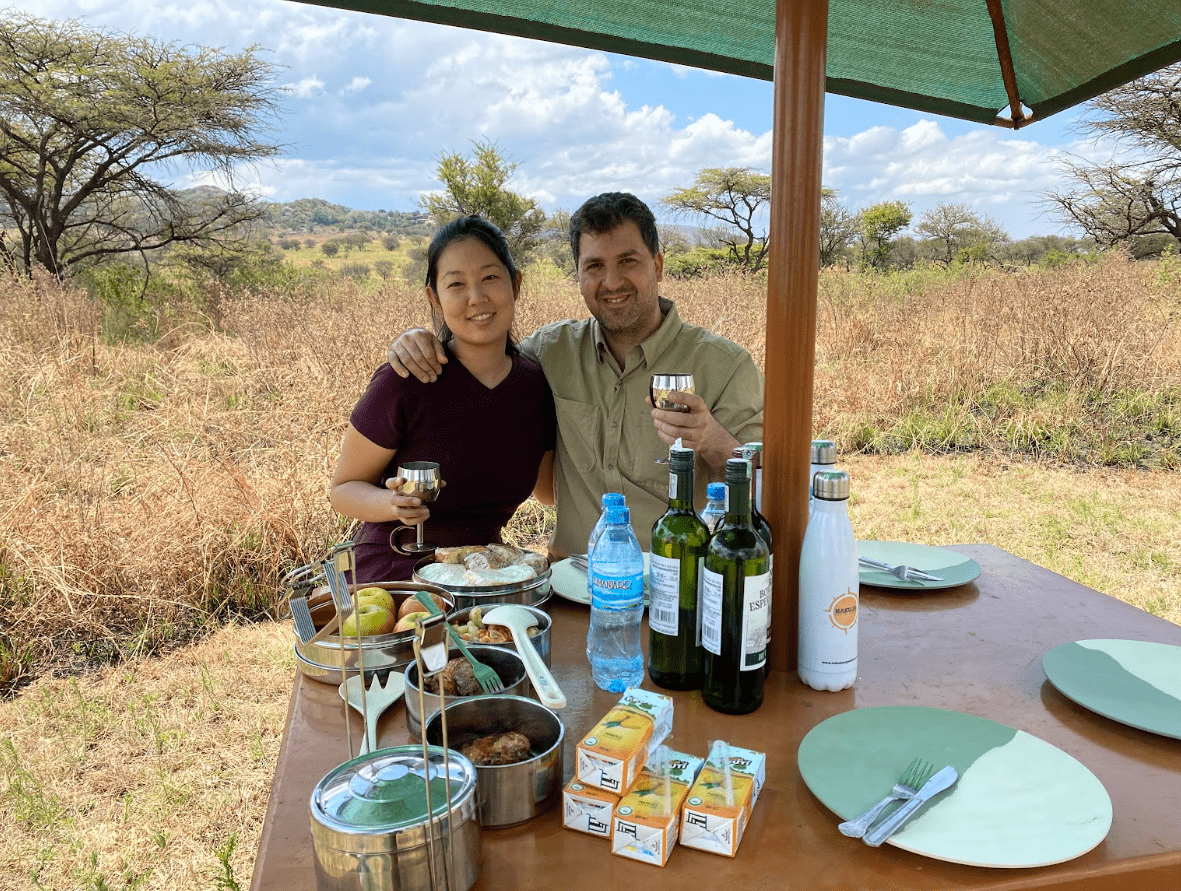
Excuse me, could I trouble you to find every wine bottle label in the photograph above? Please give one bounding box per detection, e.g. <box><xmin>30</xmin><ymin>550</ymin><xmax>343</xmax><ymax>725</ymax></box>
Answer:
<box><xmin>695</xmin><ymin>557</ymin><xmax>704</xmax><ymax>647</ymax></box>
<box><xmin>700</xmin><ymin>568</ymin><xmax>723</xmax><ymax>656</ymax></box>
<box><xmin>741</xmin><ymin>572</ymin><xmax>770</xmax><ymax>671</ymax></box>
<box><xmin>648</xmin><ymin>553</ymin><xmax>680</xmax><ymax>636</ymax></box>
<box><xmin>668</xmin><ymin>474</ymin><xmax>678</xmax><ymax>501</ymax></box>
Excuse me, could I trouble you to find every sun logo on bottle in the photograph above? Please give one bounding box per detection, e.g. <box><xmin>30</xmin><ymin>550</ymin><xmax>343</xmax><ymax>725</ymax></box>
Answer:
<box><xmin>826</xmin><ymin>590</ymin><xmax>858</xmax><ymax>632</ymax></box>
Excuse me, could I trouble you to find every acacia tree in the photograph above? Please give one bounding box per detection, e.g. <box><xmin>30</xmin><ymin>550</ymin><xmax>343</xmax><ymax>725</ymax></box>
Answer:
<box><xmin>420</xmin><ymin>140</ymin><xmax>547</xmax><ymax>261</ymax></box>
<box><xmin>856</xmin><ymin>200</ymin><xmax>911</xmax><ymax>269</ymax></box>
<box><xmin>915</xmin><ymin>203</ymin><xmax>1008</xmax><ymax>265</ymax></box>
<box><xmin>662</xmin><ymin>167</ymin><xmax>771</xmax><ymax>271</ymax></box>
<box><xmin>819</xmin><ymin>188</ymin><xmax>857</xmax><ymax>267</ymax></box>
<box><xmin>0</xmin><ymin>13</ymin><xmax>281</xmax><ymax>278</ymax></box>
<box><xmin>1046</xmin><ymin>63</ymin><xmax>1181</xmax><ymax>250</ymax></box>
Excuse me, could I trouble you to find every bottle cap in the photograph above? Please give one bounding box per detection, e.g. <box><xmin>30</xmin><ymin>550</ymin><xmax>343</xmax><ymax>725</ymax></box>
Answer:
<box><xmin>811</xmin><ymin>440</ymin><xmax>837</xmax><ymax>465</ymax></box>
<box><xmin>724</xmin><ymin>458</ymin><xmax>750</xmax><ymax>485</ymax></box>
<box><xmin>669</xmin><ymin>447</ymin><xmax>694</xmax><ymax>471</ymax></box>
<box><xmin>812</xmin><ymin>469</ymin><xmax>849</xmax><ymax>500</ymax></box>
<box><xmin>601</xmin><ymin>492</ymin><xmax>625</xmax><ymax>508</ymax></box>
<box><xmin>605</xmin><ymin>505</ymin><xmax>631</xmax><ymax>524</ymax></box>
<box><xmin>706</xmin><ymin>482</ymin><xmax>725</xmax><ymax>500</ymax></box>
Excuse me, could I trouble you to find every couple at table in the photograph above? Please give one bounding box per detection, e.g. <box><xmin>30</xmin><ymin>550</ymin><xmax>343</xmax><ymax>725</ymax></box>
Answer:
<box><xmin>330</xmin><ymin>191</ymin><xmax>764</xmax><ymax>583</ymax></box>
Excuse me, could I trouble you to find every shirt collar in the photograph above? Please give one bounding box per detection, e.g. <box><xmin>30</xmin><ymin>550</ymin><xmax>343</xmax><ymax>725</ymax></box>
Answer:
<box><xmin>593</xmin><ymin>297</ymin><xmax>680</xmax><ymax>367</ymax></box>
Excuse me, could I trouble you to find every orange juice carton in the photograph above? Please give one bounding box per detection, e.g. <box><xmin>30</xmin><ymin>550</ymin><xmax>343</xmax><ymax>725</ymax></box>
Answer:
<box><xmin>680</xmin><ymin>741</ymin><xmax>767</xmax><ymax>857</ymax></box>
<box><xmin>576</xmin><ymin>688</ymin><xmax>674</xmax><ymax>793</ymax></box>
<box><xmin>563</xmin><ymin>778</ymin><xmax>620</xmax><ymax>838</ymax></box>
<box><xmin>611</xmin><ymin>747</ymin><xmax>704</xmax><ymax>866</ymax></box>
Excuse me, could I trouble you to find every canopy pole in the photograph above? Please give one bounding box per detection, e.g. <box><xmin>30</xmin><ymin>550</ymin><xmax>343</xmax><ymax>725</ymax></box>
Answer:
<box><xmin>765</xmin><ymin>0</ymin><xmax>827</xmax><ymax>672</ymax></box>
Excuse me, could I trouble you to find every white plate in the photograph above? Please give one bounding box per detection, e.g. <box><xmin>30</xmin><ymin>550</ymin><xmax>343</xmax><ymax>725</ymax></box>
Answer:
<box><xmin>798</xmin><ymin>705</ymin><xmax>1112</xmax><ymax>868</ymax></box>
<box><xmin>857</xmin><ymin>541</ymin><xmax>981</xmax><ymax>591</ymax></box>
<box><xmin>550</xmin><ymin>553</ymin><xmax>650</xmax><ymax>605</ymax></box>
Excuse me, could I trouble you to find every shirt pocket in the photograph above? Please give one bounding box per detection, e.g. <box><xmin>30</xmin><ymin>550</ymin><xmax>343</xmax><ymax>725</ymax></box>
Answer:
<box><xmin>553</xmin><ymin>394</ymin><xmax>601</xmax><ymax>473</ymax></box>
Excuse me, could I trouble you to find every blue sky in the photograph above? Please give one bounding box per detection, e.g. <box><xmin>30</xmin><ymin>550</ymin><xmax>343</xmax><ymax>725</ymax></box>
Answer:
<box><xmin>18</xmin><ymin>0</ymin><xmax>1119</xmax><ymax>240</ymax></box>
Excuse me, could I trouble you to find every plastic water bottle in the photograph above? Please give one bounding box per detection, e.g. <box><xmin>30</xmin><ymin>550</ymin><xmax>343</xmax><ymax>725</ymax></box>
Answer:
<box><xmin>798</xmin><ymin>470</ymin><xmax>858</xmax><ymax>691</ymax></box>
<box><xmin>587</xmin><ymin>493</ymin><xmax>625</xmax><ymax>600</ymax></box>
<box><xmin>700</xmin><ymin>482</ymin><xmax>726</xmax><ymax>532</ymax></box>
<box><xmin>586</xmin><ymin>505</ymin><xmax>645</xmax><ymax>692</ymax></box>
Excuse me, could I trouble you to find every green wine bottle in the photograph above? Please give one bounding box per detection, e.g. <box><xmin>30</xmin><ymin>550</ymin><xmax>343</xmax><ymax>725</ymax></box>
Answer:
<box><xmin>701</xmin><ymin>458</ymin><xmax>771</xmax><ymax>714</ymax></box>
<box><xmin>648</xmin><ymin>446</ymin><xmax>710</xmax><ymax>690</ymax></box>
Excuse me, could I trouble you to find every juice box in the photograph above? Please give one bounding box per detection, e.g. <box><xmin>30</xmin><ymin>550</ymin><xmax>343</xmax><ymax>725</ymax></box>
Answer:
<box><xmin>611</xmin><ymin>749</ymin><xmax>704</xmax><ymax>866</ymax></box>
<box><xmin>576</xmin><ymin>688</ymin><xmax>674</xmax><ymax>793</ymax></box>
<box><xmin>680</xmin><ymin>742</ymin><xmax>766</xmax><ymax>857</ymax></box>
<box><xmin>563</xmin><ymin>778</ymin><xmax>620</xmax><ymax>838</ymax></box>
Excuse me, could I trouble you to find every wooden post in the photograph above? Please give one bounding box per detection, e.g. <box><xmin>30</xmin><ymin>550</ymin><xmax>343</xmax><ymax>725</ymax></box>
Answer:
<box><xmin>765</xmin><ymin>0</ymin><xmax>827</xmax><ymax>671</ymax></box>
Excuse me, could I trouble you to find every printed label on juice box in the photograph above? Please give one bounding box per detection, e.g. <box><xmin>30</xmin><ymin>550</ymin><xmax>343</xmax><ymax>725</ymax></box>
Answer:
<box><xmin>576</xmin><ymin>688</ymin><xmax>674</xmax><ymax>793</ymax></box>
<box><xmin>612</xmin><ymin>750</ymin><xmax>704</xmax><ymax>866</ymax></box>
<box><xmin>679</xmin><ymin>742</ymin><xmax>766</xmax><ymax>858</ymax></box>
<box><xmin>563</xmin><ymin>779</ymin><xmax>619</xmax><ymax>838</ymax></box>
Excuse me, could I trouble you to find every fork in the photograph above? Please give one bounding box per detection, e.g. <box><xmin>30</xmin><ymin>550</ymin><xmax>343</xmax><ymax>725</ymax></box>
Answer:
<box><xmin>413</xmin><ymin>591</ymin><xmax>504</xmax><ymax>694</ymax></box>
<box><xmin>859</xmin><ymin>557</ymin><xmax>943</xmax><ymax>583</ymax></box>
<box><xmin>838</xmin><ymin>758</ymin><xmax>934</xmax><ymax>838</ymax></box>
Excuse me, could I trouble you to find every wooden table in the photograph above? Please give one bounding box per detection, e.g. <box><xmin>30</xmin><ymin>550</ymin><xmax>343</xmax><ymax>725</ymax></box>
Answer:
<box><xmin>251</xmin><ymin>545</ymin><xmax>1181</xmax><ymax>890</ymax></box>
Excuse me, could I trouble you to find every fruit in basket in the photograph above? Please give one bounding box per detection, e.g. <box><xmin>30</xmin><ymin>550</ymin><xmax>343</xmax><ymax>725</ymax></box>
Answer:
<box><xmin>394</xmin><ymin>611</ymin><xmax>431</xmax><ymax>633</ymax></box>
<box><xmin>355</xmin><ymin>587</ymin><xmax>395</xmax><ymax>615</ymax></box>
<box><xmin>398</xmin><ymin>591</ymin><xmax>446</xmax><ymax>619</ymax></box>
<box><xmin>341</xmin><ymin>602</ymin><xmax>396</xmax><ymax>637</ymax></box>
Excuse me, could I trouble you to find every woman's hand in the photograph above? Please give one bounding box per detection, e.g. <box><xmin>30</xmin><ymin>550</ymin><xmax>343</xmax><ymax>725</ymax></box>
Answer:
<box><xmin>382</xmin><ymin>476</ymin><xmax>446</xmax><ymax>526</ymax></box>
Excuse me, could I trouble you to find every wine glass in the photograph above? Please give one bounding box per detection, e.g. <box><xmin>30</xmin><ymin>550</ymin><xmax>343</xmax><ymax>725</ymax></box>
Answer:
<box><xmin>650</xmin><ymin>372</ymin><xmax>695</xmax><ymax>412</ymax></box>
<box><xmin>391</xmin><ymin>461</ymin><xmax>442</xmax><ymax>555</ymax></box>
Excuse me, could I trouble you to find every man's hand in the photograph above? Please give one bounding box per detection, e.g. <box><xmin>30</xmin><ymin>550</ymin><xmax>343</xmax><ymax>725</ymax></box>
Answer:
<box><xmin>387</xmin><ymin>328</ymin><xmax>447</xmax><ymax>382</ymax></box>
<box><xmin>649</xmin><ymin>392</ymin><xmax>740</xmax><ymax>475</ymax></box>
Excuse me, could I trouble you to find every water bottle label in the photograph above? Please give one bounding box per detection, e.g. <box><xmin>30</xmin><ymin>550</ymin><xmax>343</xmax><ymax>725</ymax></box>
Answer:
<box><xmin>741</xmin><ymin>572</ymin><xmax>771</xmax><ymax>671</ymax></box>
<box><xmin>700</xmin><ymin>568</ymin><xmax>723</xmax><ymax>656</ymax></box>
<box><xmin>590</xmin><ymin>572</ymin><xmax>644</xmax><ymax>610</ymax></box>
<box><xmin>648</xmin><ymin>554</ymin><xmax>680</xmax><ymax>636</ymax></box>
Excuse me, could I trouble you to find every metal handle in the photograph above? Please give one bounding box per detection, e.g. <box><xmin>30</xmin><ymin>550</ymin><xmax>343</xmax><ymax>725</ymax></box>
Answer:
<box><xmin>864</xmin><ymin>793</ymin><xmax>924</xmax><ymax>847</ymax></box>
<box><xmin>839</xmin><ymin>794</ymin><xmax>901</xmax><ymax>838</ymax></box>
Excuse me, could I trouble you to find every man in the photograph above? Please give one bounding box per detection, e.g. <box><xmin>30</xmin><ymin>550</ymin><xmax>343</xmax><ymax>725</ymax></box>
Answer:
<box><xmin>388</xmin><ymin>192</ymin><xmax>763</xmax><ymax>557</ymax></box>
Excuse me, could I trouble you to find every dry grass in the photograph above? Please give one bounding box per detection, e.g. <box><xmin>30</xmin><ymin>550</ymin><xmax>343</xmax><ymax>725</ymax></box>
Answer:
<box><xmin>0</xmin><ymin>252</ymin><xmax>1179</xmax><ymax>888</ymax></box>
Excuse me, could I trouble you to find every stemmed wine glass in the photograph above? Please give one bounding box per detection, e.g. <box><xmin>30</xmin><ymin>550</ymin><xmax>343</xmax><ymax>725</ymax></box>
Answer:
<box><xmin>650</xmin><ymin>373</ymin><xmax>695</xmax><ymax>412</ymax></box>
<box><xmin>391</xmin><ymin>461</ymin><xmax>442</xmax><ymax>555</ymax></box>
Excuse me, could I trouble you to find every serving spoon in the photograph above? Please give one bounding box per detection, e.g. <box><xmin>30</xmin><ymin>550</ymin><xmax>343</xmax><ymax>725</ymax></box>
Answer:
<box><xmin>483</xmin><ymin>605</ymin><xmax>567</xmax><ymax>710</ymax></box>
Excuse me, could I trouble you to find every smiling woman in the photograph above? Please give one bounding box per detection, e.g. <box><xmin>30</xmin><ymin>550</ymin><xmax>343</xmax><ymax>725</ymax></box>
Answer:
<box><xmin>329</xmin><ymin>216</ymin><xmax>557</xmax><ymax>582</ymax></box>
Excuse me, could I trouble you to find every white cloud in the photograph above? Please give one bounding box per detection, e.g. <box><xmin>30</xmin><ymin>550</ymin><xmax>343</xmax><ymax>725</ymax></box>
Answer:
<box><xmin>284</xmin><ymin>76</ymin><xmax>325</xmax><ymax>99</ymax></box>
<box><xmin>341</xmin><ymin>76</ymin><xmax>371</xmax><ymax>94</ymax></box>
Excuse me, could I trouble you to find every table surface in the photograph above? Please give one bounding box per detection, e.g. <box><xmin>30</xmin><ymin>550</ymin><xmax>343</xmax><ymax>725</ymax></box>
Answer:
<box><xmin>251</xmin><ymin>544</ymin><xmax>1181</xmax><ymax>891</ymax></box>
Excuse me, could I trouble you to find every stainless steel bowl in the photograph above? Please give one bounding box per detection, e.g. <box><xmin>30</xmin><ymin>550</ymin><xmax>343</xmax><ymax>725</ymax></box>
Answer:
<box><xmin>310</xmin><ymin>745</ymin><xmax>482</xmax><ymax>891</ymax></box>
<box><xmin>404</xmin><ymin>646</ymin><xmax>528</xmax><ymax>740</ymax></box>
<box><xmin>425</xmin><ymin>695</ymin><xmax>564</xmax><ymax>828</ymax></box>
<box><xmin>412</xmin><ymin>557</ymin><xmax>552</xmax><ymax>610</ymax></box>
<box><xmin>446</xmin><ymin>604</ymin><xmax>552</xmax><ymax>668</ymax></box>
<box><xmin>293</xmin><ymin>580</ymin><xmax>454</xmax><ymax>685</ymax></box>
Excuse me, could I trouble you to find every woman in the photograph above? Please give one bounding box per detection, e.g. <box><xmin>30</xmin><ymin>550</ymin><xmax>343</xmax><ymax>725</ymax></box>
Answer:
<box><xmin>330</xmin><ymin>216</ymin><xmax>556</xmax><ymax>582</ymax></box>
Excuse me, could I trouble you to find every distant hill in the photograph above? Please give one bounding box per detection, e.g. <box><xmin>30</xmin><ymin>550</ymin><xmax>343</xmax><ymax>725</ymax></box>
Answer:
<box><xmin>261</xmin><ymin>198</ymin><xmax>432</xmax><ymax>236</ymax></box>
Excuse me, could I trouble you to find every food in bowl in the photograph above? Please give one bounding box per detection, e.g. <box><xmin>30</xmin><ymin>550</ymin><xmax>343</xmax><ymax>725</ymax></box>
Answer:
<box><xmin>341</xmin><ymin>602</ymin><xmax>397</xmax><ymax>636</ymax></box>
<box><xmin>397</xmin><ymin>591</ymin><xmax>447</xmax><ymax>619</ymax></box>
<box><xmin>451</xmin><ymin>606</ymin><xmax>538</xmax><ymax>644</ymax></box>
<box><xmin>423</xmin><ymin>657</ymin><xmax>482</xmax><ymax>697</ymax></box>
<box><xmin>421</xmin><ymin>545</ymin><xmax>549</xmax><ymax>587</ymax></box>
<box><xmin>460</xmin><ymin>731</ymin><xmax>532</xmax><ymax>766</ymax></box>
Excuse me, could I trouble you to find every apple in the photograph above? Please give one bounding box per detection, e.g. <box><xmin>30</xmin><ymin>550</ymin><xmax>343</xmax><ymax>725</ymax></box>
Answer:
<box><xmin>340</xmin><ymin>602</ymin><xmax>396</xmax><ymax>637</ymax></box>
<box><xmin>394</xmin><ymin>611</ymin><xmax>431</xmax><ymax>633</ymax></box>
<box><xmin>355</xmin><ymin>586</ymin><xmax>395</xmax><ymax>615</ymax></box>
<box><xmin>398</xmin><ymin>591</ymin><xmax>446</xmax><ymax>620</ymax></box>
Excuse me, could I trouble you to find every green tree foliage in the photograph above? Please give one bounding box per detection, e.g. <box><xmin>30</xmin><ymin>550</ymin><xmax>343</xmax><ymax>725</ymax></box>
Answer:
<box><xmin>420</xmin><ymin>140</ymin><xmax>546</xmax><ymax>261</ymax></box>
<box><xmin>662</xmin><ymin>167</ymin><xmax>771</xmax><ymax>271</ymax></box>
<box><xmin>0</xmin><ymin>12</ymin><xmax>281</xmax><ymax>277</ymax></box>
<box><xmin>915</xmin><ymin>203</ymin><xmax>1008</xmax><ymax>265</ymax></box>
<box><xmin>1046</xmin><ymin>63</ymin><xmax>1181</xmax><ymax>253</ymax></box>
<box><xmin>856</xmin><ymin>200</ymin><xmax>912</xmax><ymax>269</ymax></box>
<box><xmin>819</xmin><ymin>188</ymin><xmax>858</xmax><ymax>267</ymax></box>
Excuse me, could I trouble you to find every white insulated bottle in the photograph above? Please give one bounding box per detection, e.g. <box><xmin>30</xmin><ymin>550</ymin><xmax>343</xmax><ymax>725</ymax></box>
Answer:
<box><xmin>798</xmin><ymin>470</ymin><xmax>858</xmax><ymax>691</ymax></box>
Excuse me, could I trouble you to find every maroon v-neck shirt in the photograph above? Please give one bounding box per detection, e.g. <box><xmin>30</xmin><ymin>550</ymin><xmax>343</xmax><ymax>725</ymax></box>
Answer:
<box><xmin>348</xmin><ymin>349</ymin><xmax>556</xmax><ymax>581</ymax></box>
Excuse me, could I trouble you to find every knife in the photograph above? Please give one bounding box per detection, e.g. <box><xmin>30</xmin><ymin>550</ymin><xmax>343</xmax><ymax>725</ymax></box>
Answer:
<box><xmin>858</xmin><ymin>556</ymin><xmax>943</xmax><ymax>582</ymax></box>
<box><xmin>863</xmin><ymin>765</ymin><xmax>958</xmax><ymax>847</ymax></box>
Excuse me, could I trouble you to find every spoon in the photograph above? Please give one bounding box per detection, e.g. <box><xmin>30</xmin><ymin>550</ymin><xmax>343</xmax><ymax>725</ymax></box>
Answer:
<box><xmin>339</xmin><ymin>672</ymin><xmax>406</xmax><ymax>754</ymax></box>
<box><xmin>482</xmin><ymin>605</ymin><xmax>567</xmax><ymax>710</ymax></box>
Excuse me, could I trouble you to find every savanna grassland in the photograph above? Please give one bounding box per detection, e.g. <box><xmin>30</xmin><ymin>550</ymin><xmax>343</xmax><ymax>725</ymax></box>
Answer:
<box><xmin>1</xmin><ymin>252</ymin><xmax>1180</xmax><ymax>890</ymax></box>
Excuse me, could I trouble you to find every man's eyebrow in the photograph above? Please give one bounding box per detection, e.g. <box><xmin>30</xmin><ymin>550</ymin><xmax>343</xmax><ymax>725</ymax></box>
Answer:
<box><xmin>581</xmin><ymin>249</ymin><xmax>640</xmax><ymax>265</ymax></box>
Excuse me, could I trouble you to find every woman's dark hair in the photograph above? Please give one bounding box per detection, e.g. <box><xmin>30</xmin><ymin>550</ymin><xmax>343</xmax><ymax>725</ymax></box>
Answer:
<box><xmin>568</xmin><ymin>192</ymin><xmax>660</xmax><ymax>268</ymax></box>
<box><xmin>424</xmin><ymin>215</ymin><xmax>520</xmax><ymax>351</ymax></box>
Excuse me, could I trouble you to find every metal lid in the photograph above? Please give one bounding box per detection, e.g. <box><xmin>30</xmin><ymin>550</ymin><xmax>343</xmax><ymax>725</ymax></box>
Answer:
<box><xmin>811</xmin><ymin>440</ymin><xmax>837</xmax><ymax>464</ymax></box>
<box><xmin>669</xmin><ymin>446</ymin><xmax>694</xmax><ymax>471</ymax></box>
<box><xmin>725</xmin><ymin>457</ymin><xmax>750</xmax><ymax>484</ymax></box>
<box><xmin>310</xmin><ymin>746</ymin><xmax>477</xmax><ymax>833</ymax></box>
<box><xmin>812</xmin><ymin>469</ymin><xmax>850</xmax><ymax>500</ymax></box>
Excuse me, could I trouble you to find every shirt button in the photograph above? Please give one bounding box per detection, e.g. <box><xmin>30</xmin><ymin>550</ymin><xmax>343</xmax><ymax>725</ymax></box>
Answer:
<box><xmin>612</xmin><ymin>422</ymin><xmax>619</xmax><ymax>428</ymax></box>
<box><xmin>607</xmin><ymin>464</ymin><xmax>613</xmax><ymax>470</ymax></box>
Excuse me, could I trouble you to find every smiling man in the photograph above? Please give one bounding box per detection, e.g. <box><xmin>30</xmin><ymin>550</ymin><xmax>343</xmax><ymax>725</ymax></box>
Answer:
<box><xmin>388</xmin><ymin>192</ymin><xmax>764</xmax><ymax>557</ymax></box>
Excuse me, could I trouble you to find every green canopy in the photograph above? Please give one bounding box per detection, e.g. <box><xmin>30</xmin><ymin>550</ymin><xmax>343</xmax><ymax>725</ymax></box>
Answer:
<box><xmin>302</xmin><ymin>0</ymin><xmax>1181</xmax><ymax>126</ymax></box>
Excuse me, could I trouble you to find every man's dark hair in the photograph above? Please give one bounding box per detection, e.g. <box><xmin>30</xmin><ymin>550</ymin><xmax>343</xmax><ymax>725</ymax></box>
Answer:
<box><xmin>568</xmin><ymin>192</ymin><xmax>660</xmax><ymax>268</ymax></box>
